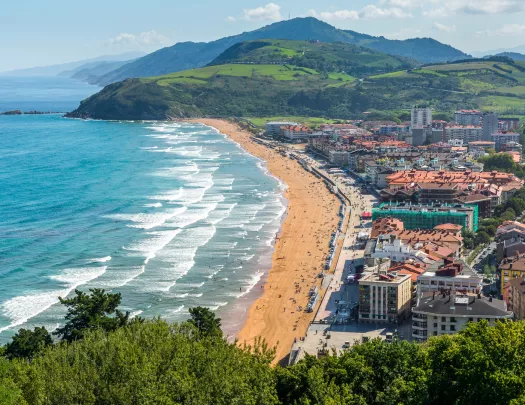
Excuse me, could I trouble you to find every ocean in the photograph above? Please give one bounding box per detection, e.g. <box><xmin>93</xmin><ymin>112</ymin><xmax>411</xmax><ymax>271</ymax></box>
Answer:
<box><xmin>0</xmin><ymin>77</ymin><xmax>286</xmax><ymax>341</ymax></box>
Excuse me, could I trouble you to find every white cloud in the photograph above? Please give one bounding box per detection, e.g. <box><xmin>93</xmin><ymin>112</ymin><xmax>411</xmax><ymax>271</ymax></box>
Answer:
<box><xmin>478</xmin><ymin>24</ymin><xmax>525</xmax><ymax>37</ymax></box>
<box><xmin>309</xmin><ymin>4</ymin><xmax>412</xmax><ymax>21</ymax></box>
<box><xmin>243</xmin><ymin>3</ymin><xmax>282</xmax><ymax>21</ymax></box>
<box><xmin>308</xmin><ymin>9</ymin><xmax>359</xmax><ymax>21</ymax></box>
<box><xmin>381</xmin><ymin>0</ymin><xmax>424</xmax><ymax>8</ymax></box>
<box><xmin>107</xmin><ymin>30</ymin><xmax>170</xmax><ymax>47</ymax></box>
<box><xmin>425</xmin><ymin>0</ymin><xmax>524</xmax><ymax>17</ymax></box>
<box><xmin>433</xmin><ymin>22</ymin><xmax>456</xmax><ymax>32</ymax></box>
<box><xmin>360</xmin><ymin>5</ymin><xmax>412</xmax><ymax>18</ymax></box>
<box><xmin>225</xmin><ymin>16</ymin><xmax>236</xmax><ymax>22</ymax></box>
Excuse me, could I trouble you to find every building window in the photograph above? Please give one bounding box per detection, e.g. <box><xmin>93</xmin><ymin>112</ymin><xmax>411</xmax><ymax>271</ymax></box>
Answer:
<box><xmin>441</xmin><ymin>325</ymin><xmax>446</xmax><ymax>331</ymax></box>
<box><xmin>433</xmin><ymin>331</ymin><xmax>438</xmax><ymax>336</ymax></box>
<box><xmin>441</xmin><ymin>316</ymin><xmax>446</xmax><ymax>322</ymax></box>
<box><xmin>434</xmin><ymin>323</ymin><xmax>437</xmax><ymax>328</ymax></box>
<box><xmin>450</xmin><ymin>325</ymin><xmax>456</xmax><ymax>331</ymax></box>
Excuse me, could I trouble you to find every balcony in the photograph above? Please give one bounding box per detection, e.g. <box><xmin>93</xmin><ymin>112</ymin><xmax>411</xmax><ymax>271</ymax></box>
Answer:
<box><xmin>413</xmin><ymin>313</ymin><xmax>427</xmax><ymax>320</ymax></box>
<box><xmin>412</xmin><ymin>322</ymin><xmax>427</xmax><ymax>329</ymax></box>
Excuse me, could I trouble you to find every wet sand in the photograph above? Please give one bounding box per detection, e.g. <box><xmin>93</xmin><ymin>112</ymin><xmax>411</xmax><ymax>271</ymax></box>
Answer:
<box><xmin>186</xmin><ymin>119</ymin><xmax>340</xmax><ymax>362</ymax></box>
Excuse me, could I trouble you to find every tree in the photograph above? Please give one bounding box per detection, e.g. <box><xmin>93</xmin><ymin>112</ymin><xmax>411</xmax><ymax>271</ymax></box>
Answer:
<box><xmin>188</xmin><ymin>306</ymin><xmax>222</xmax><ymax>338</ymax></box>
<box><xmin>500</xmin><ymin>208</ymin><xmax>517</xmax><ymax>222</ymax></box>
<box><xmin>4</xmin><ymin>327</ymin><xmax>52</xmax><ymax>360</ymax></box>
<box><xmin>479</xmin><ymin>153</ymin><xmax>516</xmax><ymax>172</ymax></box>
<box><xmin>476</xmin><ymin>231</ymin><xmax>491</xmax><ymax>245</ymax></box>
<box><xmin>54</xmin><ymin>289</ymin><xmax>129</xmax><ymax>342</ymax></box>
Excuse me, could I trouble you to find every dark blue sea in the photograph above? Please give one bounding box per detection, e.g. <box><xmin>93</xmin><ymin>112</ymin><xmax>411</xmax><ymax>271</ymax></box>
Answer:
<box><xmin>0</xmin><ymin>77</ymin><xmax>285</xmax><ymax>340</ymax></box>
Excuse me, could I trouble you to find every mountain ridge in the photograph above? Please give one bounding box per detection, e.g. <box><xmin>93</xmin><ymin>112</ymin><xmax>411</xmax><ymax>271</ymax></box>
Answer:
<box><xmin>93</xmin><ymin>17</ymin><xmax>470</xmax><ymax>85</ymax></box>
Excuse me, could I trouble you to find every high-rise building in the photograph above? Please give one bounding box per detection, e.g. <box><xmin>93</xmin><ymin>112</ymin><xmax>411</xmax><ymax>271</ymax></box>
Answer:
<box><xmin>454</xmin><ymin>110</ymin><xmax>482</xmax><ymax>126</ymax></box>
<box><xmin>411</xmin><ymin>106</ymin><xmax>432</xmax><ymax>128</ymax></box>
<box><xmin>482</xmin><ymin>112</ymin><xmax>499</xmax><ymax>141</ymax></box>
<box><xmin>358</xmin><ymin>272</ymin><xmax>412</xmax><ymax>324</ymax></box>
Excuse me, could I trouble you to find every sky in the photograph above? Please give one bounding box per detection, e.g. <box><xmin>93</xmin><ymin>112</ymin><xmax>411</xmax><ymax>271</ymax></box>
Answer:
<box><xmin>2</xmin><ymin>0</ymin><xmax>525</xmax><ymax>71</ymax></box>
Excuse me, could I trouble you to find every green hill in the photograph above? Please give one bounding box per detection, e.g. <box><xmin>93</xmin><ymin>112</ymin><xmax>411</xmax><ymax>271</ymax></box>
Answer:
<box><xmin>93</xmin><ymin>17</ymin><xmax>470</xmax><ymax>85</ymax></box>
<box><xmin>209</xmin><ymin>39</ymin><xmax>415</xmax><ymax>76</ymax></box>
<box><xmin>68</xmin><ymin>53</ymin><xmax>525</xmax><ymax>121</ymax></box>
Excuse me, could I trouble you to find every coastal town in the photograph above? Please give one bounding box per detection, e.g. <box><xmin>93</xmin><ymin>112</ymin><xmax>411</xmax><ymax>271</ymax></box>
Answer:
<box><xmin>234</xmin><ymin>107</ymin><xmax>525</xmax><ymax>363</ymax></box>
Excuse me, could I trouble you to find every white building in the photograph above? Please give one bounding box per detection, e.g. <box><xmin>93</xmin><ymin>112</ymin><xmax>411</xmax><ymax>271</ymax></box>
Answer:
<box><xmin>265</xmin><ymin>121</ymin><xmax>298</xmax><ymax>137</ymax></box>
<box><xmin>411</xmin><ymin>106</ymin><xmax>432</xmax><ymax>129</ymax></box>
<box><xmin>282</xmin><ymin>125</ymin><xmax>311</xmax><ymax>142</ymax></box>
<box><xmin>367</xmin><ymin>235</ymin><xmax>435</xmax><ymax>266</ymax></box>
<box><xmin>445</xmin><ymin>126</ymin><xmax>483</xmax><ymax>143</ymax></box>
<box><xmin>412</xmin><ymin>292</ymin><xmax>513</xmax><ymax>342</ymax></box>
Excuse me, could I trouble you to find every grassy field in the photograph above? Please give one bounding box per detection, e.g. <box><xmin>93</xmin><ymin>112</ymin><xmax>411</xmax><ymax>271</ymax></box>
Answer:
<box><xmin>478</xmin><ymin>95</ymin><xmax>525</xmax><ymax>109</ymax></box>
<box><xmin>148</xmin><ymin>64</ymin><xmax>317</xmax><ymax>83</ymax></box>
<box><xmin>488</xmin><ymin>85</ymin><xmax>525</xmax><ymax>96</ymax></box>
<box><xmin>245</xmin><ymin>116</ymin><xmax>342</xmax><ymax>127</ymax></box>
<box><xmin>368</xmin><ymin>70</ymin><xmax>408</xmax><ymax>79</ymax></box>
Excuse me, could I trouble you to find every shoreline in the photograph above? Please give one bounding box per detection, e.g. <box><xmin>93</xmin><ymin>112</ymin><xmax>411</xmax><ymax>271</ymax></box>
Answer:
<box><xmin>186</xmin><ymin>119</ymin><xmax>340</xmax><ymax>363</ymax></box>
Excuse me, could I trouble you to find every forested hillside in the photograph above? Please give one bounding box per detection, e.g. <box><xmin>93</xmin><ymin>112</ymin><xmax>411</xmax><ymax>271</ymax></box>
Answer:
<box><xmin>1</xmin><ymin>288</ymin><xmax>525</xmax><ymax>405</ymax></box>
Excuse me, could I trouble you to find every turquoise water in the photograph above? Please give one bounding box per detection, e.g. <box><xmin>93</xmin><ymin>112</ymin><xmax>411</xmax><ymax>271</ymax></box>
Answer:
<box><xmin>0</xmin><ymin>81</ymin><xmax>286</xmax><ymax>341</ymax></box>
<box><xmin>0</xmin><ymin>76</ymin><xmax>99</xmax><ymax>112</ymax></box>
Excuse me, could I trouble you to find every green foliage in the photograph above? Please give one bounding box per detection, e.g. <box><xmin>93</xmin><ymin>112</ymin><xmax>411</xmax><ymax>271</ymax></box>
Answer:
<box><xmin>479</xmin><ymin>153</ymin><xmax>517</xmax><ymax>172</ymax></box>
<box><xmin>70</xmin><ymin>51</ymin><xmax>525</xmax><ymax>121</ymax></box>
<box><xmin>3</xmin><ymin>317</ymin><xmax>525</xmax><ymax>404</ymax></box>
<box><xmin>188</xmin><ymin>306</ymin><xmax>222</xmax><ymax>338</ymax></box>
<box><xmin>9</xmin><ymin>320</ymin><xmax>279</xmax><ymax>405</ymax></box>
<box><xmin>426</xmin><ymin>321</ymin><xmax>525</xmax><ymax>405</ymax></box>
<box><xmin>54</xmin><ymin>288</ymin><xmax>130</xmax><ymax>342</ymax></box>
<box><xmin>4</xmin><ymin>327</ymin><xmax>52</xmax><ymax>360</ymax></box>
<box><xmin>209</xmin><ymin>39</ymin><xmax>415</xmax><ymax>77</ymax></box>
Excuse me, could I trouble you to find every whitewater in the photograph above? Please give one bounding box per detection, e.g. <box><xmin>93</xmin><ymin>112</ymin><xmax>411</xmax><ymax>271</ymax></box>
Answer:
<box><xmin>0</xmin><ymin>114</ymin><xmax>286</xmax><ymax>341</ymax></box>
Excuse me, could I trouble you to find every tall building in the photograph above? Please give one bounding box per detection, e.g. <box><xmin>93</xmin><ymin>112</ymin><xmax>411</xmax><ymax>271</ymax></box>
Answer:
<box><xmin>358</xmin><ymin>272</ymin><xmax>412</xmax><ymax>323</ymax></box>
<box><xmin>454</xmin><ymin>110</ymin><xmax>482</xmax><ymax>126</ymax></box>
<box><xmin>482</xmin><ymin>112</ymin><xmax>499</xmax><ymax>141</ymax></box>
<box><xmin>411</xmin><ymin>106</ymin><xmax>432</xmax><ymax>129</ymax></box>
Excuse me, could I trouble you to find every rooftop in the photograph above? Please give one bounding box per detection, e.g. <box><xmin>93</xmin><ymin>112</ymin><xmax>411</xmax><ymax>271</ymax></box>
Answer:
<box><xmin>414</xmin><ymin>292</ymin><xmax>511</xmax><ymax>317</ymax></box>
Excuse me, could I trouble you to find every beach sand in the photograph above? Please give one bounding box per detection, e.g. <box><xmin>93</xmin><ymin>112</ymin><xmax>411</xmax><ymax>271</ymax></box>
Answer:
<box><xmin>186</xmin><ymin>119</ymin><xmax>340</xmax><ymax>363</ymax></box>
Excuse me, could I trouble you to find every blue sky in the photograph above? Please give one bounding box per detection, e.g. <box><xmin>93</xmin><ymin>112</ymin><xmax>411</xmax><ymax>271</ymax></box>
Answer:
<box><xmin>2</xmin><ymin>0</ymin><xmax>525</xmax><ymax>71</ymax></box>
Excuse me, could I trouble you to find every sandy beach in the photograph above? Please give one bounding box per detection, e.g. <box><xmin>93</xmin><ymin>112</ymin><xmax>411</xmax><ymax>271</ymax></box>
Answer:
<box><xmin>188</xmin><ymin>119</ymin><xmax>340</xmax><ymax>362</ymax></box>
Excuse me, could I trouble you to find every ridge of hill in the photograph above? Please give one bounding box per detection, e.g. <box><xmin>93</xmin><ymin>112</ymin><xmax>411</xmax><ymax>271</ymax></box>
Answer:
<box><xmin>93</xmin><ymin>17</ymin><xmax>470</xmax><ymax>86</ymax></box>
<box><xmin>68</xmin><ymin>49</ymin><xmax>525</xmax><ymax>121</ymax></box>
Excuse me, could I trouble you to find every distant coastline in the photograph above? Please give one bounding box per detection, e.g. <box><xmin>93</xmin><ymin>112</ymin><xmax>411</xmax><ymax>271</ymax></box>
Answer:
<box><xmin>0</xmin><ymin>110</ymin><xmax>65</xmax><ymax>115</ymax></box>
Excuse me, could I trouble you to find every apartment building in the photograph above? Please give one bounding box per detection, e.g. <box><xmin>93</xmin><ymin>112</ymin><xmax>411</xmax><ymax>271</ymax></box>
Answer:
<box><xmin>499</xmin><ymin>253</ymin><xmax>525</xmax><ymax>295</ymax></box>
<box><xmin>507</xmin><ymin>277</ymin><xmax>525</xmax><ymax>320</ymax></box>
<box><xmin>282</xmin><ymin>125</ymin><xmax>311</xmax><ymax>142</ymax></box>
<box><xmin>372</xmin><ymin>202</ymin><xmax>479</xmax><ymax>232</ymax></box>
<box><xmin>358</xmin><ymin>272</ymin><xmax>412</xmax><ymax>324</ymax></box>
<box><xmin>482</xmin><ymin>112</ymin><xmax>499</xmax><ymax>141</ymax></box>
<box><xmin>445</xmin><ymin>126</ymin><xmax>483</xmax><ymax>143</ymax></box>
<box><xmin>265</xmin><ymin>121</ymin><xmax>298</xmax><ymax>137</ymax></box>
<box><xmin>497</xmin><ymin>221</ymin><xmax>525</xmax><ymax>262</ymax></box>
<box><xmin>416</xmin><ymin>258</ymin><xmax>483</xmax><ymax>295</ymax></box>
<box><xmin>454</xmin><ymin>110</ymin><xmax>482</xmax><ymax>126</ymax></box>
<box><xmin>412</xmin><ymin>292</ymin><xmax>513</xmax><ymax>342</ymax></box>
<box><xmin>411</xmin><ymin>106</ymin><xmax>432</xmax><ymax>128</ymax></box>
<box><xmin>492</xmin><ymin>132</ymin><xmax>520</xmax><ymax>152</ymax></box>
